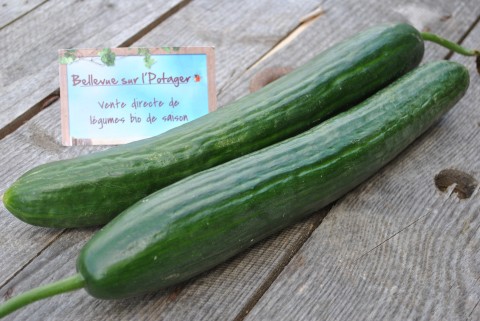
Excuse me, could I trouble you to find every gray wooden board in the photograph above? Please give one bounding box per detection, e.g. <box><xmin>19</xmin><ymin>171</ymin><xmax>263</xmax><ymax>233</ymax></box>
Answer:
<box><xmin>0</xmin><ymin>0</ymin><xmax>323</xmax><ymax>320</ymax></box>
<box><xmin>0</xmin><ymin>215</ymin><xmax>324</xmax><ymax>321</ymax></box>
<box><xmin>0</xmin><ymin>0</ymin><xmax>46</xmax><ymax>29</ymax></box>
<box><xmin>245</xmin><ymin>10</ymin><xmax>480</xmax><ymax>321</ymax></box>
<box><xmin>0</xmin><ymin>0</ymin><xmax>323</xmax><ymax>284</ymax></box>
<box><xmin>0</xmin><ymin>0</ymin><xmax>187</xmax><ymax>291</ymax></box>
<box><xmin>0</xmin><ymin>0</ymin><xmax>185</xmax><ymax>135</ymax></box>
<box><xmin>219</xmin><ymin>0</ymin><xmax>478</xmax><ymax>106</ymax></box>
<box><xmin>0</xmin><ymin>0</ymin><xmax>479</xmax><ymax>320</ymax></box>
<box><xmin>130</xmin><ymin>0</ymin><xmax>322</xmax><ymax>96</ymax></box>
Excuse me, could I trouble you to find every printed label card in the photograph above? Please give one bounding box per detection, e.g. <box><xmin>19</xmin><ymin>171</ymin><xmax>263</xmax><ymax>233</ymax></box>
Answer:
<box><xmin>59</xmin><ymin>47</ymin><xmax>216</xmax><ymax>146</ymax></box>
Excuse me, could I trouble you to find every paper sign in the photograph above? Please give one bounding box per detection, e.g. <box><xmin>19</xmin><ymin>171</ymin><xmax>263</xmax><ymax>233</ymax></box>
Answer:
<box><xmin>59</xmin><ymin>47</ymin><xmax>216</xmax><ymax>146</ymax></box>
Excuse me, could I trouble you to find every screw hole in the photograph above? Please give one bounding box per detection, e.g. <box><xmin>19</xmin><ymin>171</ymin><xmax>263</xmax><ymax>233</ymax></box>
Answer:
<box><xmin>434</xmin><ymin>169</ymin><xmax>478</xmax><ymax>199</ymax></box>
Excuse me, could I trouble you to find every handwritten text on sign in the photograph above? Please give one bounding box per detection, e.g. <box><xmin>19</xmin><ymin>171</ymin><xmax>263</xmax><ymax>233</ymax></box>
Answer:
<box><xmin>59</xmin><ymin>47</ymin><xmax>216</xmax><ymax>146</ymax></box>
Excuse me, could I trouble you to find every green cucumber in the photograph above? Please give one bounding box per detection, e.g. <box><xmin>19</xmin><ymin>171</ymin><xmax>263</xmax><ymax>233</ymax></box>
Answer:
<box><xmin>77</xmin><ymin>61</ymin><xmax>470</xmax><ymax>298</ymax></box>
<box><xmin>0</xmin><ymin>60</ymin><xmax>469</xmax><ymax>316</ymax></box>
<box><xmin>3</xmin><ymin>23</ymin><xmax>425</xmax><ymax>228</ymax></box>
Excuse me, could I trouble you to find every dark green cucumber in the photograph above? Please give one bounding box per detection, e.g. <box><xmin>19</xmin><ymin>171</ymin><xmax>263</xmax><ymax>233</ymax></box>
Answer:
<box><xmin>3</xmin><ymin>23</ymin><xmax>424</xmax><ymax>227</ymax></box>
<box><xmin>78</xmin><ymin>60</ymin><xmax>468</xmax><ymax>298</ymax></box>
<box><xmin>0</xmin><ymin>61</ymin><xmax>470</xmax><ymax>316</ymax></box>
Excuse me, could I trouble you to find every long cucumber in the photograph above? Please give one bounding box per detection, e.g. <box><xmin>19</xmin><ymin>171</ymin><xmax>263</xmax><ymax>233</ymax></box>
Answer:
<box><xmin>3</xmin><ymin>23</ymin><xmax>425</xmax><ymax>227</ymax></box>
<box><xmin>0</xmin><ymin>60</ymin><xmax>469</xmax><ymax>317</ymax></box>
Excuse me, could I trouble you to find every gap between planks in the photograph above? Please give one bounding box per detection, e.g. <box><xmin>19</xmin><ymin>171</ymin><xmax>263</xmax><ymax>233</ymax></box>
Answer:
<box><xmin>0</xmin><ymin>0</ymin><xmax>193</xmax><ymax>296</ymax></box>
<box><xmin>0</xmin><ymin>0</ymin><xmax>48</xmax><ymax>31</ymax></box>
<box><xmin>0</xmin><ymin>0</ymin><xmax>192</xmax><ymax>142</ymax></box>
<box><xmin>4</xmin><ymin>5</ymin><xmax>479</xmax><ymax>320</ymax></box>
<box><xmin>0</xmin><ymin>90</ymin><xmax>59</xmax><ymax>141</ymax></box>
<box><xmin>233</xmin><ymin>208</ymin><xmax>330</xmax><ymax>321</ymax></box>
<box><xmin>246</xmin><ymin>6</ymin><xmax>325</xmax><ymax>71</ymax></box>
<box><xmin>118</xmin><ymin>0</ymin><xmax>192</xmax><ymax>48</ymax></box>
<box><xmin>445</xmin><ymin>12</ymin><xmax>480</xmax><ymax>60</ymax></box>
<box><xmin>0</xmin><ymin>229</ymin><xmax>66</xmax><ymax>293</ymax></box>
<box><xmin>216</xmin><ymin>6</ymin><xmax>324</xmax><ymax>99</ymax></box>
<box><xmin>226</xmin><ymin>11</ymin><xmax>480</xmax><ymax>321</ymax></box>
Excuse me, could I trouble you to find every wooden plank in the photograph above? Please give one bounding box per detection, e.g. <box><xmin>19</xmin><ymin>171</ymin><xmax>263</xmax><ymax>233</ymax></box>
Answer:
<box><xmin>0</xmin><ymin>0</ymin><xmax>187</xmax><ymax>289</ymax></box>
<box><xmin>131</xmin><ymin>0</ymin><xmax>322</xmax><ymax>87</ymax></box>
<box><xmin>0</xmin><ymin>213</ymin><xmax>325</xmax><ymax>321</ymax></box>
<box><xmin>0</xmin><ymin>1</ymin><xmax>324</xmax><ymax>320</ymax></box>
<box><xmin>0</xmin><ymin>0</ymin><xmax>185</xmax><ymax>138</ymax></box>
<box><xmin>219</xmin><ymin>0</ymin><xmax>477</xmax><ymax>106</ymax></box>
<box><xmin>244</xmin><ymin>6</ymin><xmax>480</xmax><ymax>321</ymax></box>
<box><xmin>0</xmin><ymin>0</ymin><xmax>46</xmax><ymax>29</ymax></box>
<box><xmin>1</xmin><ymin>1</ymin><xmax>478</xmax><ymax>320</ymax></box>
<box><xmin>1</xmin><ymin>2</ymin><xmax>478</xmax><ymax>321</ymax></box>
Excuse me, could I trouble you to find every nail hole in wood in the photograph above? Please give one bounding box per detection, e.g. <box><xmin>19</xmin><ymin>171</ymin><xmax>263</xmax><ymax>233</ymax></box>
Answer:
<box><xmin>3</xmin><ymin>287</ymin><xmax>13</xmax><ymax>300</ymax></box>
<box><xmin>440</xmin><ymin>14</ymin><xmax>452</xmax><ymax>21</ymax></box>
<box><xmin>249</xmin><ymin>66</ymin><xmax>293</xmax><ymax>93</ymax></box>
<box><xmin>434</xmin><ymin>169</ymin><xmax>478</xmax><ymax>199</ymax></box>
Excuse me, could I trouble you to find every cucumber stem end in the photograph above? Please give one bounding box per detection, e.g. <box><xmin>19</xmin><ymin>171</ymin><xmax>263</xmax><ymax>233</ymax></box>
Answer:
<box><xmin>421</xmin><ymin>31</ymin><xmax>480</xmax><ymax>75</ymax></box>
<box><xmin>0</xmin><ymin>274</ymin><xmax>85</xmax><ymax>318</ymax></box>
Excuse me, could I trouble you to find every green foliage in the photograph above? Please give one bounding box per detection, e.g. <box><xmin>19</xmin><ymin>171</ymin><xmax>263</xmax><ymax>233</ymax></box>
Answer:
<box><xmin>138</xmin><ymin>48</ymin><xmax>156</xmax><ymax>69</ymax></box>
<box><xmin>161</xmin><ymin>47</ymin><xmax>180</xmax><ymax>54</ymax></box>
<box><xmin>59</xmin><ymin>50</ymin><xmax>77</xmax><ymax>64</ymax></box>
<box><xmin>99</xmin><ymin>48</ymin><xmax>116</xmax><ymax>66</ymax></box>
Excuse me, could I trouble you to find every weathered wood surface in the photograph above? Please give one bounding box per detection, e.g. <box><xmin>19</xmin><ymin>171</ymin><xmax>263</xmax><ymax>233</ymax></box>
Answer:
<box><xmin>0</xmin><ymin>0</ymin><xmax>186</xmax><ymax>138</ymax></box>
<box><xmin>0</xmin><ymin>1</ymin><xmax>324</xmax><ymax>320</ymax></box>
<box><xmin>0</xmin><ymin>0</ymin><xmax>479</xmax><ymax>320</ymax></box>
<box><xmin>0</xmin><ymin>0</ymin><xmax>322</xmax><ymax>285</ymax></box>
<box><xmin>0</xmin><ymin>0</ymin><xmax>45</xmax><ymax>29</ymax></box>
<box><xmin>244</xmin><ymin>5</ymin><xmax>480</xmax><ymax>321</ymax></box>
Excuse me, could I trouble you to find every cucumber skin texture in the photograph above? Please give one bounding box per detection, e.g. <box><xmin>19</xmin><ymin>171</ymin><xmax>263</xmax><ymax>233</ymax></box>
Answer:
<box><xmin>3</xmin><ymin>23</ymin><xmax>424</xmax><ymax>228</ymax></box>
<box><xmin>77</xmin><ymin>61</ymin><xmax>469</xmax><ymax>299</ymax></box>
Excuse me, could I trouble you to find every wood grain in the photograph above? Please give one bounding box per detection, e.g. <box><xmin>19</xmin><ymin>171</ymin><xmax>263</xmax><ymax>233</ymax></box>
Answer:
<box><xmin>0</xmin><ymin>213</ymin><xmax>324</xmax><ymax>321</ymax></box>
<box><xmin>0</xmin><ymin>1</ymin><xmax>324</xmax><ymax>320</ymax></box>
<box><xmin>219</xmin><ymin>0</ymin><xmax>477</xmax><ymax>106</ymax></box>
<box><xmin>0</xmin><ymin>0</ymin><xmax>185</xmax><ymax>306</ymax></box>
<box><xmin>0</xmin><ymin>0</ymin><xmax>46</xmax><ymax>29</ymax></box>
<box><xmin>0</xmin><ymin>0</ymin><xmax>479</xmax><ymax>320</ymax></box>
<box><xmin>244</xmin><ymin>5</ymin><xmax>480</xmax><ymax>321</ymax></box>
<box><xmin>0</xmin><ymin>0</ymin><xmax>185</xmax><ymax>137</ymax></box>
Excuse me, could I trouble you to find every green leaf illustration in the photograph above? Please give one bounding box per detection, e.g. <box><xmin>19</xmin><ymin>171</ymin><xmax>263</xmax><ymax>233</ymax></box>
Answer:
<box><xmin>162</xmin><ymin>47</ymin><xmax>171</xmax><ymax>53</ymax></box>
<box><xmin>59</xmin><ymin>49</ymin><xmax>77</xmax><ymax>64</ymax></box>
<box><xmin>138</xmin><ymin>48</ymin><xmax>149</xmax><ymax>55</ymax></box>
<box><xmin>144</xmin><ymin>57</ymin><xmax>156</xmax><ymax>69</ymax></box>
<box><xmin>99</xmin><ymin>48</ymin><xmax>116</xmax><ymax>66</ymax></box>
<box><xmin>138</xmin><ymin>48</ymin><xmax>156</xmax><ymax>69</ymax></box>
